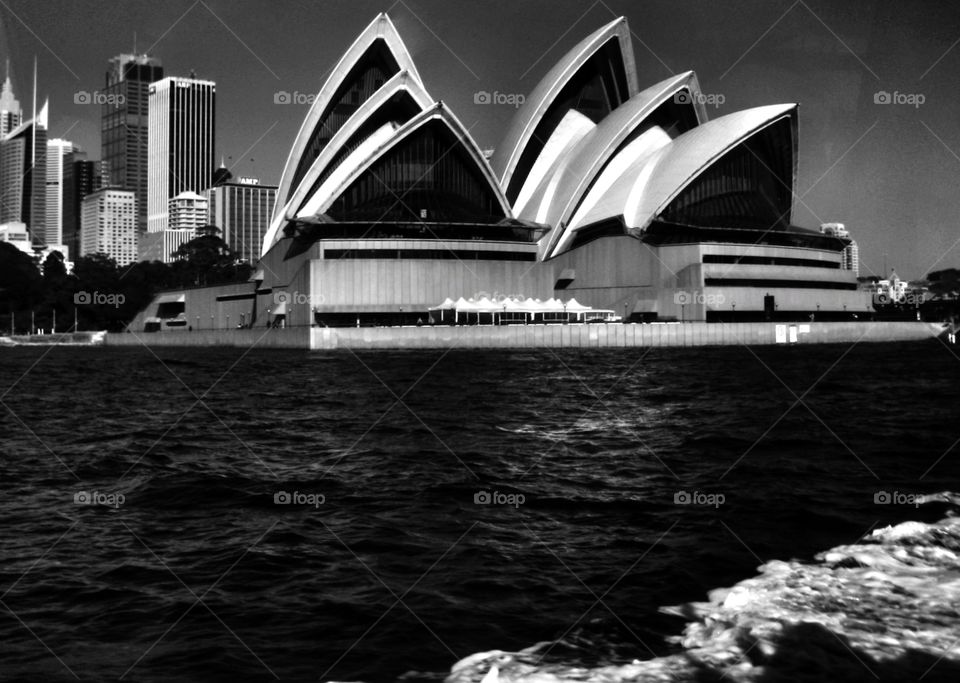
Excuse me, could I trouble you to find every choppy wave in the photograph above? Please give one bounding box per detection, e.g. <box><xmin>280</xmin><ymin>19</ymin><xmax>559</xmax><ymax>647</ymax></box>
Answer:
<box><xmin>3</xmin><ymin>344</ymin><xmax>959</xmax><ymax>682</ymax></box>
<box><xmin>447</xmin><ymin>494</ymin><xmax>960</xmax><ymax>683</ymax></box>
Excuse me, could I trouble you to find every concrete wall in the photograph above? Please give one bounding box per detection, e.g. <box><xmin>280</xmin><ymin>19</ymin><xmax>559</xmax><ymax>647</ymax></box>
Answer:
<box><xmin>547</xmin><ymin>236</ymin><xmax>658</xmax><ymax>317</ymax></box>
<box><xmin>125</xmin><ymin>281</ymin><xmax>259</xmax><ymax>333</ymax></box>
<box><xmin>310</xmin><ymin>321</ymin><xmax>945</xmax><ymax>350</ymax></box>
<box><xmin>254</xmin><ymin>237</ymin><xmax>553</xmax><ymax>326</ymax></box>
<box><xmin>548</xmin><ymin>236</ymin><xmax>868</xmax><ymax>321</ymax></box>
<box><xmin>105</xmin><ymin>326</ymin><xmax>310</xmax><ymax>348</ymax></box>
<box><xmin>104</xmin><ymin>321</ymin><xmax>945</xmax><ymax>350</ymax></box>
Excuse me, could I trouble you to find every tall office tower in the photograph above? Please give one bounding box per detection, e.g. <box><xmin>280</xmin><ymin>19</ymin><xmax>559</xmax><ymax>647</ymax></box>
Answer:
<box><xmin>205</xmin><ymin>178</ymin><xmax>276</xmax><ymax>264</ymax></box>
<box><xmin>63</xmin><ymin>157</ymin><xmax>109</xmax><ymax>259</ymax></box>
<box><xmin>146</xmin><ymin>76</ymin><xmax>215</xmax><ymax>237</ymax></box>
<box><xmin>80</xmin><ymin>188</ymin><xmax>137</xmax><ymax>266</ymax></box>
<box><xmin>101</xmin><ymin>53</ymin><xmax>162</xmax><ymax>237</ymax></box>
<box><xmin>0</xmin><ymin>61</ymin><xmax>22</xmax><ymax>137</ymax></box>
<box><xmin>45</xmin><ymin>138</ymin><xmax>77</xmax><ymax>247</ymax></box>
<box><xmin>0</xmin><ymin>101</ymin><xmax>47</xmax><ymax>240</ymax></box>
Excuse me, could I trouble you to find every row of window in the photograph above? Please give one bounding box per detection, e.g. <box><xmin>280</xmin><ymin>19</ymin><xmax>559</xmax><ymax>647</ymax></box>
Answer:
<box><xmin>322</xmin><ymin>248</ymin><xmax>536</xmax><ymax>261</ymax></box>
<box><xmin>703</xmin><ymin>254</ymin><xmax>840</xmax><ymax>269</ymax></box>
<box><xmin>703</xmin><ymin>278</ymin><xmax>857</xmax><ymax>290</ymax></box>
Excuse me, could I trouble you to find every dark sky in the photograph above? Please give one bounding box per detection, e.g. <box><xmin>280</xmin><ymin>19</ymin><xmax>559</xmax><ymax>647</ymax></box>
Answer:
<box><xmin>1</xmin><ymin>0</ymin><xmax>958</xmax><ymax>278</ymax></box>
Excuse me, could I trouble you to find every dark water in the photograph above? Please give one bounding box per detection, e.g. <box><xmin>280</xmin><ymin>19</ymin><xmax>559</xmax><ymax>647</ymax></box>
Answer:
<box><xmin>1</xmin><ymin>340</ymin><xmax>957</xmax><ymax>682</ymax></box>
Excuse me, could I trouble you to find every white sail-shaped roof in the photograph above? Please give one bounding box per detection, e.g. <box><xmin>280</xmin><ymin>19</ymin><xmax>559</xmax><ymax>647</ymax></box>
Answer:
<box><xmin>285</xmin><ymin>72</ymin><xmax>432</xmax><ymax>218</ymax></box>
<box><xmin>274</xmin><ymin>13</ymin><xmax>423</xmax><ymax>219</ymax></box>
<box><xmin>512</xmin><ymin>109</ymin><xmax>596</xmax><ymax>219</ymax></box>
<box><xmin>491</xmin><ymin>17</ymin><xmax>638</xmax><ymax>201</ymax></box>
<box><xmin>530</xmin><ymin>72</ymin><xmax>707</xmax><ymax>237</ymax></box>
<box><xmin>294</xmin><ymin>102</ymin><xmax>512</xmax><ymax>221</ymax></box>
<box><xmin>551</xmin><ymin>104</ymin><xmax>798</xmax><ymax>257</ymax></box>
<box><xmin>295</xmin><ymin>122</ymin><xmax>401</xmax><ymax>219</ymax></box>
<box><xmin>516</xmin><ymin>71</ymin><xmax>709</xmax><ymax>256</ymax></box>
<box><xmin>261</xmin><ymin>72</ymin><xmax>434</xmax><ymax>253</ymax></box>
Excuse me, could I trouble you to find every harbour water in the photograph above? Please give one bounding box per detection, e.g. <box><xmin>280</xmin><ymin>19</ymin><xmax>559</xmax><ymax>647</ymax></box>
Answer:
<box><xmin>0</xmin><ymin>340</ymin><xmax>957</xmax><ymax>681</ymax></box>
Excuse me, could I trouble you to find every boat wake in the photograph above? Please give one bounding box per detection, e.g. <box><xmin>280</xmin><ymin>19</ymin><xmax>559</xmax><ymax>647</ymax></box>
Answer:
<box><xmin>446</xmin><ymin>493</ymin><xmax>960</xmax><ymax>683</ymax></box>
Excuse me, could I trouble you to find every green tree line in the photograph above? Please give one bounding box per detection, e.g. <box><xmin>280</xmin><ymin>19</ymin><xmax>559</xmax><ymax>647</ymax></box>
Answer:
<box><xmin>0</xmin><ymin>227</ymin><xmax>251</xmax><ymax>334</ymax></box>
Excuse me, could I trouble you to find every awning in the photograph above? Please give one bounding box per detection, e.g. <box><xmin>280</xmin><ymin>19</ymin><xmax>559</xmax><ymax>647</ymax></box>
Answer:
<box><xmin>564</xmin><ymin>298</ymin><xmax>592</xmax><ymax>312</ymax></box>
<box><xmin>428</xmin><ymin>297</ymin><xmax>456</xmax><ymax>311</ymax></box>
<box><xmin>272</xmin><ymin>301</ymin><xmax>288</xmax><ymax>316</ymax></box>
<box><xmin>541</xmin><ymin>298</ymin><xmax>567</xmax><ymax>313</ymax></box>
<box><xmin>522</xmin><ymin>298</ymin><xmax>546</xmax><ymax>311</ymax></box>
<box><xmin>473</xmin><ymin>297</ymin><xmax>501</xmax><ymax>313</ymax></box>
<box><xmin>453</xmin><ymin>296</ymin><xmax>476</xmax><ymax>312</ymax></box>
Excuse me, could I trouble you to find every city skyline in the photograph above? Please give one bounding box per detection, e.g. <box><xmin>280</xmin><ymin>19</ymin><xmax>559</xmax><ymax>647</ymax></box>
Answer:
<box><xmin>0</xmin><ymin>0</ymin><xmax>957</xmax><ymax>278</ymax></box>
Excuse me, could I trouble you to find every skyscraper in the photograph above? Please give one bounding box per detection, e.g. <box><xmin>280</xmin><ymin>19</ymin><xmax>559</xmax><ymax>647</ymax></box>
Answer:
<box><xmin>0</xmin><ymin>101</ymin><xmax>47</xmax><ymax>241</ymax></box>
<box><xmin>81</xmin><ymin>188</ymin><xmax>137</xmax><ymax>266</ymax></box>
<box><xmin>63</xmin><ymin>156</ymin><xmax>109</xmax><ymax>260</ymax></box>
<box><xmin>45</xmin><ymin>138</ymin><xmax>76</xmax><ymax>248</ymax></box>
<box><xmin>206</xmin><ymin>178</ymin><xmax>276</xmax><ymax>264</ymax></box>
<box><xmin>146</xmin><ymin>76</ymin><xmax>215</xmax><ymax>237</ymax></box>
<box><xmin>0</xmin><ymin>61</ymin><xmax>22</xmax><ymax>137</ymax></box>
<box><xmin>101</xmin><ymin>53</ymin><xmax>162</xmax><ymax>237</ymax></box>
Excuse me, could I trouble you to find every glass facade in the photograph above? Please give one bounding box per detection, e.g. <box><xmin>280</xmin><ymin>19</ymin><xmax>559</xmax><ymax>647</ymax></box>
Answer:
<box><xmin>327</xmin><ymin>120</ymin><xmax>505</xmax><ymax>224</ymax></box>
<box><xmin>102</xmin><ymin>55</ymin><xmax>162</xmax><ymax>236</ymax></box>
<box><xmin>661</xmin><ymin>117</ymin><xmax>793</xmax><ymax>230</ymax></box>
<box><xmin>297</xmin><ymin>92</ymin><xmax>423</xmax><ymax>214</ymax></box>
<box><xmin>207</xmin><ymin>182</ymin><xmax>277</xmax><ymax>264</ymax></box>
<box><xmin>291</xmin><ymin>40</ymin><xmax>399</xmax><ymax>194</ymax></box>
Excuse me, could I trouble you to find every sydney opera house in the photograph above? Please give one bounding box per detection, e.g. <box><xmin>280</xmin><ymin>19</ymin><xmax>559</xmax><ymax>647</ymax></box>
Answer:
<box><xmin>134</xmin><ymin>13</ymin><xmax>870</xmax><ymax>333</ymax></box>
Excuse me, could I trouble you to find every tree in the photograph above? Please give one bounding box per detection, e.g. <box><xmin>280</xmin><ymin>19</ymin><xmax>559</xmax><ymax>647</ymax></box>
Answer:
<box><xmin>171</xmin><ymin>225</ymin><xmax>250</xmax><ymax>286</ymax></box>
<box><xmin>0</xmin><ymin>242</ymin><xmax>43</xmax><ymax>332</ymax></box>
<box><xmin>39</xmin><ymin>250</ymin><xmax>73</xmax><ymax>331</ymax></box>
<box><xmin>927</xmin><ymin>268</ymin><xmax>960</xmax><ymax>299</ymax></box>
<box><xmin>72</xmin><ymin>253</ymin><xmax>125</xmax><ymax>331</ymax></box>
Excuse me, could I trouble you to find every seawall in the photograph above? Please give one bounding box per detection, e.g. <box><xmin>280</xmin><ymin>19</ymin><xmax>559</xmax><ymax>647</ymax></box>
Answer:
<box><xmin>102</xmin><ymin>321</ymin><xmax>947</xmax><ymax>350</ymax></box>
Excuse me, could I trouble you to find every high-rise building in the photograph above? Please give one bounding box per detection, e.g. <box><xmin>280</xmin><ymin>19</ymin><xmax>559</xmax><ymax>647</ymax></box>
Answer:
<box><xmin>820</xmin><ymin>222</ymin><xmax>859</xmax><ymax>276</ymax></box>
<box><xmin>45</xmin><ymin>138</ymin><xmax>77</xmax><ymax>247</ymax></box>
<box><xmin>0</xmin><ymin>61</ymin><xmax>22</xmax><ymax>137</ymax></box>
<box><xmin>63</xmin><ymin>157</ymin><xmax>109</xmax><ymax>260</ymax></box>
<box><xmin>0</xmin><ymin>100</ymin><xmax>47</xmax><ymax>241</ymax></box>
<box><xmin>842</xmin><ymin>239</ymin><xmax>859</xmax><ymax>276</ymax></box>
<box><xmin>206</xmin><ymin>178</ymin><xmax>276</xmax><ymax>264</ymax></box>
<box><xmin>80</xmin><ymin>188</ymin><xmax>137</xmax><ymax>266</ymax></box>
<box><xmin>168</xmin><ymin>190</ymin><xmax>209</xmax><ymax>230</ymax></box>
<box><xmin>146</xmin><ymin>76</ymin><xmax>215</xmax><ymax>239</ymax></box>
<box><xmin>101</xmin><ymin>53</ymin><xmax>162</xmax><ymax>237</ymax></box>
<box><xmin>139</xmin><ymin>191</ymin><xmax>208</xmax><ymax>262</ymax></box>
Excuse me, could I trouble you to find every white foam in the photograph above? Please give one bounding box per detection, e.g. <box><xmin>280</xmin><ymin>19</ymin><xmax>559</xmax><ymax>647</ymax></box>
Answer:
<box><xmin>446</xmin><ymin>504</ymin><xmax>960</xmax><ymax>683</ymax></box>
